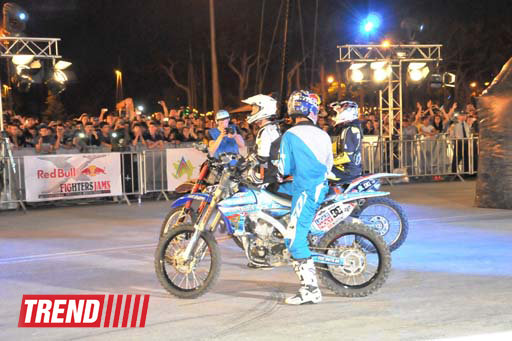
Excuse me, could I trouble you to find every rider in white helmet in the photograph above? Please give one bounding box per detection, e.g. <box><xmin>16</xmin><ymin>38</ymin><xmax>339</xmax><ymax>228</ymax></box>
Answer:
<box><xmin>329</xmin><ymin>100</ymin><xmax>363</xmax><ymax>182</ymax></box>
<box><xmin>242</xmin><ymin>94</ymin><xmax>281</xmax><ymax>185</ymax></box>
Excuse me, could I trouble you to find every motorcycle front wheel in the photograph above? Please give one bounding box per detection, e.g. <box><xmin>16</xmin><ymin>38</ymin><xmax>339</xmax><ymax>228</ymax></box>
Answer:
<box><xmin>159</xmin><ymin>201</ymin><xmax>244</xmax><ymax>249</ymax></box>
<box><xmin>314</xmin><ymin>222</ymin><xmax>391</xmax><ymax>297</ymax></box>
<box><xmin>159</xmin><ymin>203</ymin><xmax>199</xmax><ymax>238</ymax></box>
<box><xmin>352</xmin><ymin>197</ymin><xmax>408</xmax><ymax>252</ymax></box>
<box><xmin>155</xmin><ymin>224</ymin><xmax>221</xmax><ymax>299</ymax></box>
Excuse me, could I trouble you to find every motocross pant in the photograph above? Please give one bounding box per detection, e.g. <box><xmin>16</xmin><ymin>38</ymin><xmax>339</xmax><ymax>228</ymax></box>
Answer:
<box><xmin>286</xmin><ymin>182</ymin><xmax>328</xmax><ymax>259</ymax></box>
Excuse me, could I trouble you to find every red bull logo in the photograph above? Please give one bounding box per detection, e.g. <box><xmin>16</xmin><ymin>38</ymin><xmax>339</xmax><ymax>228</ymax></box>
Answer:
<box><xmin>37</xmin><ymin>168</ymin><xmax>77</xmax><ymax>179</ymax></box>
<box><xmin>81</xmin><ymin>165</ymin><xmax>107</xmax><ymax>177</ymax></box>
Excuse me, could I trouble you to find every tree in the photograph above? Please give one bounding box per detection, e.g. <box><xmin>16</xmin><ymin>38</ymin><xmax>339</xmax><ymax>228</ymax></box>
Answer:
<box><xmin>227</xmin><ymin>51</ymin><xmax>257</xmax><ymax>102</ymax></box>
<box><xmin>42</xmin><ymin>93</ymin><xmax>66</xmax><ymax>122</ymax></box>
<box><xmin>160</xmin><ymin>59</ymin><xmax>196</xmax><ymax>108</ymax></box>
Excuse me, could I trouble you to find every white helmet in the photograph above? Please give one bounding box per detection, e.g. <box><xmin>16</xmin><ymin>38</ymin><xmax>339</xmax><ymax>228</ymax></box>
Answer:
<box><xmin>330</xmin><ymin>101</ymin><xmax>358</xmax><ymax>126</ymax></box>
<box><xmin>215</xmin><ymin>109</ymin><xmax>230</xmax><ymax>121</ymax></box>
<box><xmin>242</xmin><ymin>94</ymin><xmax>277</xmax><ymax>124</ymax></box>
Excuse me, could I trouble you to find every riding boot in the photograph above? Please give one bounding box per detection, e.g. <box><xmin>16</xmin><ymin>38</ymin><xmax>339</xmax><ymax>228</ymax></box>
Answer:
<box><xmin>285</xmin><ymin>258</ymin><xmax>322</xmax><ymax>305</ymax></box>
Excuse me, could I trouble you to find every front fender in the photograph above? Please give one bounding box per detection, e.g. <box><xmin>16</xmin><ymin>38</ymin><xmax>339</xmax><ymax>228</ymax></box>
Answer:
<box><xmin>170</xmin><ymin>193</ymin><xmax>234</xmax><ymax>234</ymax></box>
<box><xmin>170</xmin><ymin>193</ymin><xmax>211</xmax><ymax>208</ymax></box>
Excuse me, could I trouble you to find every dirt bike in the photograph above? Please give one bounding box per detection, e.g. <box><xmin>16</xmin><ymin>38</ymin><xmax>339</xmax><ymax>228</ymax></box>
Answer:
<box><xmin>155</xmin><ymin>153</ymin><xmax>391</xmax><ymax>299</ymax></box>
<box><xmin>161</xmin><ymin>144</ymin><xmax>409</xmax><ymax>252</ymax></box>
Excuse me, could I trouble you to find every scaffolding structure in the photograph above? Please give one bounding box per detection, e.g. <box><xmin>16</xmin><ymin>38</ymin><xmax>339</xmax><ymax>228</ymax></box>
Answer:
<box><xmin>337</xmin><ymin>43</ymin><xmax>442</xmax><ymax>171</ymax></box>
<box><xmin>0</xmin><ymin>36</ymin><xmax>61</xmax><ymax>210</ymax></box>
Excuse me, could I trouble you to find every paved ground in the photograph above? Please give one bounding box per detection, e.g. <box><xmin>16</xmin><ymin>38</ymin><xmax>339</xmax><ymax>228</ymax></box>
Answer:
<box><xmin>1</xmin><ymin>180</ymin><xmax>512</xmax><ymax>340</ymax></box>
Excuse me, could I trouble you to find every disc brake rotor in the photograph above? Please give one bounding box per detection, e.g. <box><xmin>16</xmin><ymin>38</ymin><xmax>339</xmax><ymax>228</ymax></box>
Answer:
<box><xmin>328</xmin><ymin>246</ymin><xmax>367</xmax><ymax>276</ymax></box>
<box><xmin>368</xmin><ymin>215</ymin><xmax>390</xmax><ymax>236</ymax></box>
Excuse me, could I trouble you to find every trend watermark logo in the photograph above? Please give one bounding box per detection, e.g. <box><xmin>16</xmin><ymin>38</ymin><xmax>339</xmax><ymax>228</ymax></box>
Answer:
<box><xmin>18</xmin><ymin>294</ymin><xmax>149</xmax><ymax>328</ymax></box>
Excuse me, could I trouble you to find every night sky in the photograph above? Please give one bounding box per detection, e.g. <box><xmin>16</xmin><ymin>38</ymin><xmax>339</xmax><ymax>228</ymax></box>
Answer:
<box><xmin>5</xmin><ymin>0</ymin><xmax>512</xmax><ymax>118</ymax></box>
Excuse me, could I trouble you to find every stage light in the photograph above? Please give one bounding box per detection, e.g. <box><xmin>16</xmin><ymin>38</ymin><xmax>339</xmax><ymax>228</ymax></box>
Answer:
<box><xmin>408</xmin><ymin>62</ymin><xmax>429</xmax><ymax>82</ymax></box>
<box><xmin>327</xmin><ymin>75</ymin><xmax>334</xmax><ymax>84</ymax></box>
<box><xmin>351</xmin><ymin>70</ymin><xmax>364</xmax><ymax>82</ymax></box>
<box><xmin>55</xmin><ymin>60</ymin><xmax>72</xmax><ymax>70</ymax></box>
<box><xmin>381</xmin><ymin>40</ymin><xmax>391</xmax><ymax>48</ymax></box>
<box><xmin>360</xmin><ymin>13</ymin><xmax>381</xmax><ymax>34</ymax></box>
<box><xmin>370</xmin><ymin>62</ymin><xmax>390</xmax><ymax>82</ymax></box>
<box><xmin>137</xmin><ymin>105</ymin><xmax>144</xmax><ymax>111</ymax></box>
<box><xmin>443</xmin><ymin>72</ymin><xmax>456</xmax><ymax>88</ymax></box>
<box><xmin>53</xmin><ymin>70</ymin><xmax>68</xmax><ymax>83</ymax></box>
<box><xmin>2</xmin><ymin>3</ymin><xmax>28</xmax><ymax>35</ymax></box>
<box><xmin>470</xmin><ymin>82</ymin><xmax>477</xmax><ymax>88</ymax></box>
<box><xmin>484</xmin><ymin>81</ymin><xmax>490</xmax><ymax>86</ymax></box>
<box><xmin>12</xmin><ymin>55</ymin><xmax>34</xmax><ymax>66</ymax></box>
<box><xmin>430</xmin><ymin>74</ymin><xmax>443</xmax><ymax>89</ymax></box>
<box><xmin>349</xmin><ymin>63</ymin><xmax>366</xmax><ymax>83</ymax></box>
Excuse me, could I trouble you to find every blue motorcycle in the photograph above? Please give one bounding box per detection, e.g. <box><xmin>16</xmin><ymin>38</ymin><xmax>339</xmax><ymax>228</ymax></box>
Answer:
<box><xmin>155</xmin><ymin>153</ymin><xmax>391</xmax><ymax>299</ymax></box>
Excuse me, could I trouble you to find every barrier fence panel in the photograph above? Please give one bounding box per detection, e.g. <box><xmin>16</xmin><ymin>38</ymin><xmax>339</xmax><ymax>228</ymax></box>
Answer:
<box><xmin>1</xmin><ymin>137</ymin><xmax>480</xmax><ymax>210</ymax></box>
<box><xmin>0</xmin><ymin>156</ymin><xmax>25</xmax><ymax>210</ymax></box>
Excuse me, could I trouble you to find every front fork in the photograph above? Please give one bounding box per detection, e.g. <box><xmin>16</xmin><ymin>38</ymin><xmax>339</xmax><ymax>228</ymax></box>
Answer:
<box><xmin>182</xmin><ymin>185</ymin><xmax>224</xmax><ymax>260</ymax></box>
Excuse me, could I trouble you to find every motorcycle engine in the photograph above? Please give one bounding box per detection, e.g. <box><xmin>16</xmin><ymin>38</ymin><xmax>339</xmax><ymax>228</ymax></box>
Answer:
<box><xmin>246</xmin><ymin>216</ymin><xmax>289</xmax><ymax>266</ymax></box>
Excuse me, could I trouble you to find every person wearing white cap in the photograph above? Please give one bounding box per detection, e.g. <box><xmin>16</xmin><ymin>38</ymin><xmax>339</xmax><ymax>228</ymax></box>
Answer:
<box><xmin>208</xmin><ymin>109</ymin><xmax>245</xmax><ymax>158</ymax></box>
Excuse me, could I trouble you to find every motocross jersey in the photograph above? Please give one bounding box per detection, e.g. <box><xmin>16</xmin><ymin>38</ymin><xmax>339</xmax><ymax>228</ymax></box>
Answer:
<box><xmin>332</xmin><ymin>120</ymin><xmax>363</xmax><ymax>182</ymax></box>
<box><xmin>255</xmin><ymin>122</ymin><xmax>281</xmax><ymax>184</ymax></box>
<box><xmin>278</xmin><ymin>121</ymin><xmax>333</xmax><ymax>259</ymax></box>
<box><xmin>278</xmin><ymin>121</ymin><xmax>333</xmax><ymax>191</ymax></box>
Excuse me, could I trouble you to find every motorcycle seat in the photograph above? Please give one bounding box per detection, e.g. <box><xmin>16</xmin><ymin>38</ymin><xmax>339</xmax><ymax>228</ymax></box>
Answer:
<box><xmin>264</xmin><ymin>190</ymin><xmax>292</xmax><ymax>208</ymax></box>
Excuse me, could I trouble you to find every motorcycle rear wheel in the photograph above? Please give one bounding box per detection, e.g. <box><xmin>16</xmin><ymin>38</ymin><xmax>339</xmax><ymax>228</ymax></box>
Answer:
<box><xmin>314</xmin><ymin>222</ymin><xmax>391</xmax><ymax>297</ymax></box>
<box><xmin>352</xmin><ymin>197</ymin><xmax>408</xmax><ymax>252</ymax></box>
<box><xmin>155</xmin><ymin>224</ymin><xmax>221</xmax><ymax>299</ymax></box>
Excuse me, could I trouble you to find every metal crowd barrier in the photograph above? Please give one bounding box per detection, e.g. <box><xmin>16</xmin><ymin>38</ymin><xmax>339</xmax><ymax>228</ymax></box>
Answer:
<box><xmin>361</xmin><ymin>134</ymin><xmax>479</xmax><ymax>179</ymax></box>
<box><xmin>1</xmin><ymin>137</ymin><xmax>479</xmax><ymax>210</ymax></box>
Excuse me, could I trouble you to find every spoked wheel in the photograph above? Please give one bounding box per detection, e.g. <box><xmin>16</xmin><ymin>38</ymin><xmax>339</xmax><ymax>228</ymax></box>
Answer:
<box><xmin>352</xmin><ymin>197</ymin><xmax>409</xmax><ymax>252</ymax></box>
<box><xmin>313</xmin><ymin>222</ymin><xmax>391</xmax><ymax>297</ymax></box>
<box><xmin>159</xmin><ymin>202</ymin><xmax>201</xmax><ymax>238</ymax></box>
<box><xmin>155</xmin><ymin>224</ymin><xmax>221</xmax><ymax>298</ymax></box>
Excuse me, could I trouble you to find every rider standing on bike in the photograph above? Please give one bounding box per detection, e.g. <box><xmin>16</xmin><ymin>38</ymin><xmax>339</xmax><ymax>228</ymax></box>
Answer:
<box><xmin>278</xmin><ymin>90</ymin><xmax>333</xmax><ymax>305</ymax></box>
<box><xmin>242</xmin><ymin>94</ymin><xmax>281</xmax><ymax>185</ymax></box>
<box><xmin>329</xmin><ymin>101</ymin><xmax>363</xmax><ymax>183</ymax></box>
<box><xmin>208</xmin><ymin>110</ymin><xmax>245</xmax><ymax>158</ymax></box>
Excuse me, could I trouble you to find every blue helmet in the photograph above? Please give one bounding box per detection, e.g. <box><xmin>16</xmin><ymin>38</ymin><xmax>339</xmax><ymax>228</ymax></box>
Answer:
<box><xmin>287</xmin><ymin>90</ymin><xmax>321</xmax><ymax>124</ymax></box>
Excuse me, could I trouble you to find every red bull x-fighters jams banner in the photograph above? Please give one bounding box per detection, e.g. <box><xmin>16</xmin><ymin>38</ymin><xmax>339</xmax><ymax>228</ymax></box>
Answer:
<box><xmin>23</xmin><ymin>153</ymin><xmax>123</xmax><ymax>202</ymax></box>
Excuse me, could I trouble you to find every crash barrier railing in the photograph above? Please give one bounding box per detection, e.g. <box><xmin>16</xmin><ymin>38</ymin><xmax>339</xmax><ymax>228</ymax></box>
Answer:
<box><xmin>361</xmin><ymin>134</ymin><xmax>479</xmax><ymax>179</ymax></box>
<box><xmin>1</xmin><ymin>137</ymin><xmax>477</xmax><ymax>210</ymax></box>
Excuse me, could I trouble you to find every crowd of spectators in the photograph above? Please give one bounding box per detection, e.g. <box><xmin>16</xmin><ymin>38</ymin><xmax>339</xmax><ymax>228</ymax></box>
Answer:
<box><xmin>2</xmin><ymin>99</ymin><xmax>263</xmax><ymax>155</ymax></box>
<box><xmin>2</xmin><ymin>96</ymin><xmax>480</xmax><ymax>156</ymax></box>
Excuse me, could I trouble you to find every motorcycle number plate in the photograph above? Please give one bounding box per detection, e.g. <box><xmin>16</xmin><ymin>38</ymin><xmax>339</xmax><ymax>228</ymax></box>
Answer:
<box><xmin>312</xmin><ymin>202</ymin><xmax>355</xmax><ymax>232</ymax></box>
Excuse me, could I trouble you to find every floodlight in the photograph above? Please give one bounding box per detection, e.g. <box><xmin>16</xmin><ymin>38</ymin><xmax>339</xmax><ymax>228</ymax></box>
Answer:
<box><xmin>349</xmin><ymin>63</ymin><xmax>366</xmax><ymax>82</ymax></box>
<box><xmin>12</xmin><ymin>55</ymin><xmax>34</xmax><ymax>65</ymax></box>
<box><xmin>137</xmin><ymin>105</ymin><xmax>144</xmax><ymax>111</ymax></box>
<box><xmin>351</xmin><ymin>70</ymin><xmax>364</xmax><ymax>82</ymax></box>
<box><xmin>443</xmin><ymin>72</ymin><xmax>456</xmax><ymax>87</ymax></box>
<box><xmin>360</xmin><ymin>13</ymin><xmax>381</xmax><ymax>34</ymax></box>
<box><xmin>370</xmin><ymin>62</ymin><xmax>390</xmax><ymax>82</ymax></box>
<box><xmin>55</xmin><ymin>60</ymin><xmax>72</xmax><ymax>70</ymax></box>
<box><xmin>408</xmin><ymin>62</ymin><xmax>429</xmax><ymax>82</ymax></box>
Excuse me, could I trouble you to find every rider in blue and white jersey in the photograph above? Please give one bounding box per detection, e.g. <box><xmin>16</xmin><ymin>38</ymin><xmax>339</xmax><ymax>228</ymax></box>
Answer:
<box><xmin>278</xmin><ymin>90</ymin><xmax>333</xmax><ymax>305</ymax></box>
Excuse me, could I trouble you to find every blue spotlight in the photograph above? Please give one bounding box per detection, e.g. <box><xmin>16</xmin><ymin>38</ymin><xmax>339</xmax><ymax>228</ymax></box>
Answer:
<box><xmin>361</xmin><ymin>13</ymin><xmax>381</xmax><ymax>34</ymax></box>
<box><xmin>18</xmin><ymin>12</ymin><xmax>27</xmax><ymax>21</ymax></box>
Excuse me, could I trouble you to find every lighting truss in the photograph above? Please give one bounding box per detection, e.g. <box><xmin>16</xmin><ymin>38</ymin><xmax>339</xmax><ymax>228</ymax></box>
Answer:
<box><xmin>0</xmin><ymin>36</ymin><xmax>61</xmax><ymax>59</ymax></box>
<box><xmin>337</xmin><ymin>43</ymin><xmax>442</xmax><ymax>172</ymax></box>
